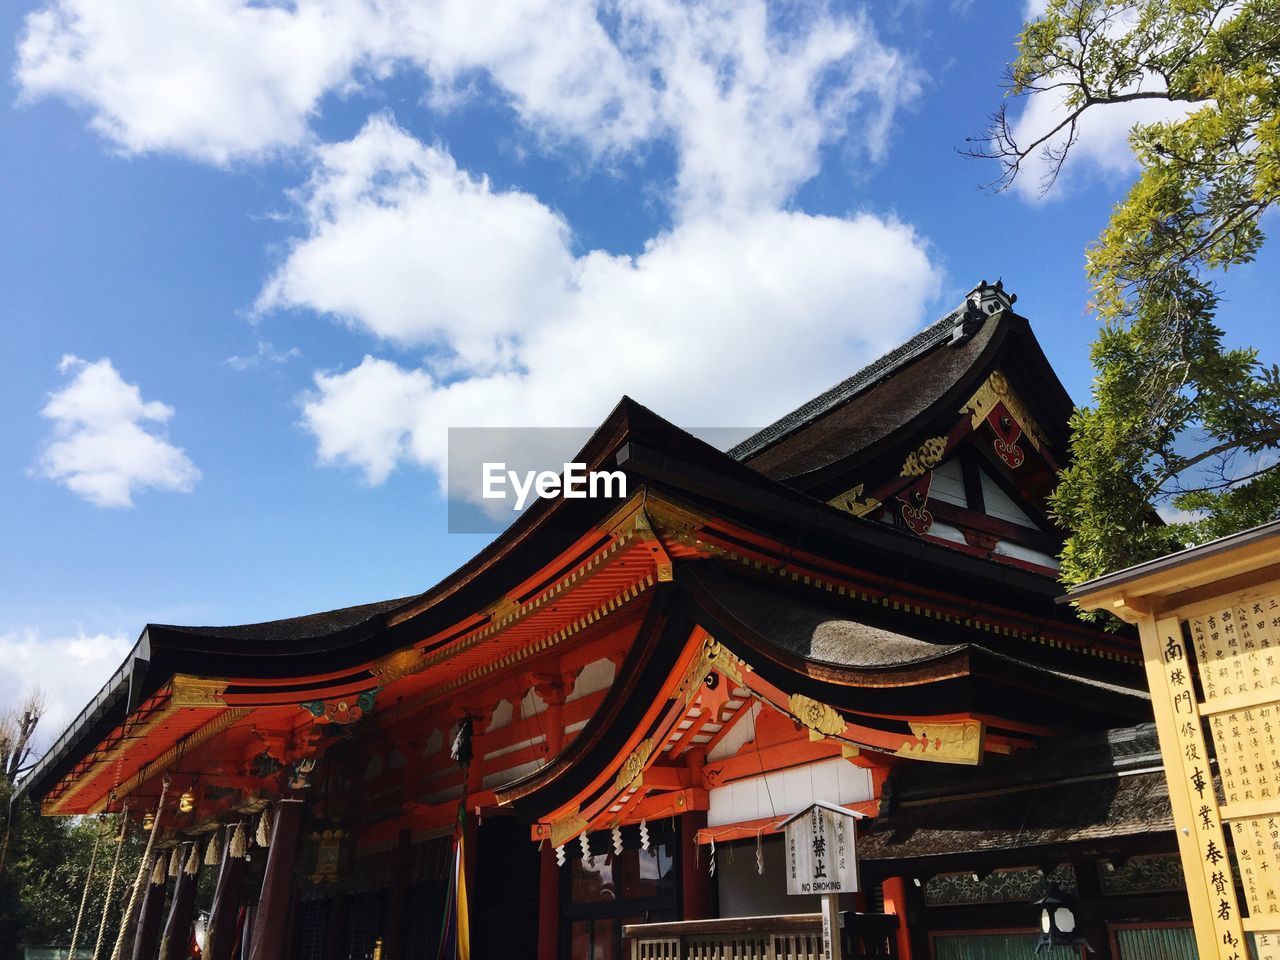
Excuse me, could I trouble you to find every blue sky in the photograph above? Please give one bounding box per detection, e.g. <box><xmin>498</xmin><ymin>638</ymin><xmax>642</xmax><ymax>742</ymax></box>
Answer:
<box><xmin>2</xmin><ymin>0</ymin><xmax>1277</xmax><ymax>744</ymax></box>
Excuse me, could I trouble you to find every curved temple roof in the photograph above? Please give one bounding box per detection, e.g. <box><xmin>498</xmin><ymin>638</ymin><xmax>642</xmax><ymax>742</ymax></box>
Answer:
<box><xmin>21</xmin><ymin>293</ymin><xmax>1146</xmax><ymax>822</ymax></box>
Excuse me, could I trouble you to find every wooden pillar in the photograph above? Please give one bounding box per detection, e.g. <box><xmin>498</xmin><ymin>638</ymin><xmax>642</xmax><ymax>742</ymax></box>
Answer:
<box><xmin>158</xmin><ymin>844</ymin><xmax>199</xmax><ymax>960</ymax></box>
<box><xmin>248</xmin><ymin>799</ymin><xmax>306</xmax><ymax>960</ymax></box>
<box><xmin>1072</xmin><ymin>859</ymin><xmax>1112</xmax><ymax>960</ymax></box>
<box><xmin>880</xmin><ymin>877</ymin><xmax>914</xmax><ymax>960</ymax></box>
<box><xmin>205</xmin><ymin>842</ymin><xmax>248</xmax><ymax>960</ymax></box>
<box><xmin>537</xmin><ymin>842</ymin><xmax>560</xmax><ymax>960</ymax></box>
<box><xmin>537</xmin><ymin>688</ymin><xmax>567</xmax><ymax>960</ymax></box>
<box><xmin>129</xmin><ymin>858</ymin><xmax>168</xmax><ymax>960</ymax></box>
<box><xmin>679</xmin><ymin>811</ymin><xmax>711</xmax><ymax>921</ymax></box>
<box><xmin>382</xmin><ymin>829</ymin><xmax>413</xmax><ymax>960</ymax></box>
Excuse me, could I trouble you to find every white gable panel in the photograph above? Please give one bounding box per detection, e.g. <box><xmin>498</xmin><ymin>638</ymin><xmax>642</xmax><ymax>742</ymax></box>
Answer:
<box><xmin>707</xmin><ymin>758</ymin><xmax>873</xmax><ymax>827</ymax></box>
<box><xmin>979</xmin><ymin>469</ymin><xmax>1038</xmax><ymax>528</ymax></box>
<box><xmin>930</xmin><ymin>459</ymin><xmax>967</xmax><ymax>507</ymax></box>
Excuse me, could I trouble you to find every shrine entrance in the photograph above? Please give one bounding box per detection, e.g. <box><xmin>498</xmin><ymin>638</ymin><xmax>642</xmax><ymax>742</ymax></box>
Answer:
<box><xmin>562</xmin><ymin>820</ymin><xmax>680</xmax><ymax>960</ymax></box>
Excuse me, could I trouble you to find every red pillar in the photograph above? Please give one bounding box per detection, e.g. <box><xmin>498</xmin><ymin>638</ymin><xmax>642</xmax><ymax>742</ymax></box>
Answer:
<box><xmin>206</xmin><ymin>841</ymin><xmax>248</xmax><ymax>960</ymax></box>
<box><xmin>536</xmin><ymin>683</ymin><xmax>567</xmax><ymax>960</ymax></box>
<box><xmin>679</xmin><ymin>811</ymin><xmax>711</xmax><ymax>921</ymax></box>
<box><xmin>248</xmin><ymin>799</ymin><xmax>305</xmax><ymax>960</ymax></box>
<box><xmin>537</xmin><ymin>842</ymin><xmax>560</xmax><ymax>960</ymax></box>
<box><xmin>130</xmin><ymin>857</ymin><xmax>168</xmax><ymax>960</ymax></box>
<box><xmin>158</xmin><ymin>844</ymin><xmax>199</xmax><ymax>960</ymax></box>
<box><xmin>382</xmin><ymin>829</ymin><xmax>412</xmax><ymax>960</ymax></box>
<box><xmin>881</xmin><ymin>877</ymin><xmax>914</xmax><ymax>960</ymax></box>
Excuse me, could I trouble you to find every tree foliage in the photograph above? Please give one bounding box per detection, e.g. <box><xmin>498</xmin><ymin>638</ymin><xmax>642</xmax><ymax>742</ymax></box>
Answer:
<box><xmin>0</xmin><ymin>690</ymin><xmax>137</xmax><ymax>959</ymax></box>
<box><xmin>973</xmin><ymin>0</ymin><xmax>1280</xmax><ymax>586</ymax></box>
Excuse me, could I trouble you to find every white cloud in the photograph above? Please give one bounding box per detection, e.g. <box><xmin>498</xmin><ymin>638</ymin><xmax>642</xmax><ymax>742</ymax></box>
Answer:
<box><xmin>17</xmin><ymin>0</ymin><xmax>918</xmax><ymax>215</ymax></box>
<box><xmin>37</xmin><ymin>355</ymin><xmax>201</xmax><ymax>507</ymax></box>
<box><xmin>17</xmin><ymin>0</ymin><xmax>371</xmax><ymax>164</ymax></box>
<box><xmin>284</xmin><ymin>119</ymin><xmax>940</xmax><ymax>492</ymax></box>
<box><xmin>0</xmin><ymin>626</ymin><xmax>133</xmax><ymax>757</ymax></box>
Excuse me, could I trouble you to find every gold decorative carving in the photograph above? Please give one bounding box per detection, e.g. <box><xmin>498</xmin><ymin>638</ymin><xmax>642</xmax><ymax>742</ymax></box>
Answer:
<box><xmin>962</xmin><ymin>369</ymin><xmax>1044</xmax><ymax>451</ymax></box>
<box><xmin>683</xmin><ymin>635</ymin><xmax>747</xmax><ymax>703</ymax></box>
<box><xmin>614</xmin><ymin>738</ymin><xmax>654</xmax><ymax>792</ymax></box>
<box><xmin>894</xmin><ymin>720</ymin><xmax>984</xmax><ymax>764</ymax></box>
<box><xmin>482</xmin><ymin>595</ymin><xmax>522</xmax><ymax>622</ymax></box>
<box><xmin>170</xmin><ymin>676</ymin><xmax>229</xmax><ymax>708</ymax></box>
<box><xmin>788</xmin><ymin>693</ymin><xmax>847</xmax><ymax>740</ymax></box>
<box><xmin>828</xmin><ymin>483</ymin><xmax>881</xmax><ymax>518</ymax></box>
<box><xmin>371</xmin><ymin>648</ymin><xmax>421</xmax><ymax>683</ymax></box>
<box><xmin>549</xmin><ymin>812</ymin><xmax>590</xmax><ymax>848</ymax></box>
<box><xmin>900</xmin><ymin>436</ymin><xmax>947</xmax><ymax>478</ymax></box>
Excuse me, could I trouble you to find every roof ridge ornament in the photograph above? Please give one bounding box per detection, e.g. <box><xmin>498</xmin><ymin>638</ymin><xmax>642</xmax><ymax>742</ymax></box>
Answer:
<box><xmin>950</xmin><ymin>279</ymin><xmax>1016</xmax><ymax>347</ymax></box>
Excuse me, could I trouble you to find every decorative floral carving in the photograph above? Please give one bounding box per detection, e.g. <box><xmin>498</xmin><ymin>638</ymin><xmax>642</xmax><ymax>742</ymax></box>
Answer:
<box><xmin>300</xmin><ymin>690</ymin><xmax>377</xmax><ymax>725</ymax></box>
<box><xmin>614</xmin><ymin>738</ymin><xmax>654</xmax><ymax>792</ymax></box>
<box><xmin>900</xmin><ymin>436</ymin><xmax>947</xmax><ymax>478</ymax></box>
<box><xmin>894</xmin><ymin>720</ymin><xmax>984</xmax><ymax>764</ymax></box>
<box><xmin>788</xmin><ymin>693</ymin><xmax>846</xmax><ymax>739</ymax></box>
<box><xmin>683</xmin><ymin>635</ymin><xmax>747</xmax><ymax>703</ymax></box>
<box><xmin>371</xmin><ymin>649</ymin><xmax>421</xmax><ymax>683</ymax></box>
<box><xmin>549</xmin><ymin>812</ymin><xmax>589</xmax><ymax>848</ymax></box>
<box><xmin>962</xmin><ymin>369</ymin><xmax>1046</xmax><ymax>454</ymax></box>
<box><xmin>828</xmin><ymin>483</ymin><xmax>881</xmax><ymax>518</ymax></box>
<box><xmin>170</xmin><ymin>676</ymin><xmax>229</xmax><ymax>708</ymax></box>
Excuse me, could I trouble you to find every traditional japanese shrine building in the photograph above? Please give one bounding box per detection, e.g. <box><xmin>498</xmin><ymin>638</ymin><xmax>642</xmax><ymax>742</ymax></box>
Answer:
<box><xmin>22</xmin><ymin>283</ymin><xmax>1197</xmax><ymax>960</ymax></box>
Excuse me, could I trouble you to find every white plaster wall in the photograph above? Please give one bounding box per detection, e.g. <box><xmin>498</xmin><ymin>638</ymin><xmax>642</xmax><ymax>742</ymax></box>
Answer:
<box><xmin>707</xmin><ymin>758</ymin><xmax>872</xmax><ymax>827</ymax></box>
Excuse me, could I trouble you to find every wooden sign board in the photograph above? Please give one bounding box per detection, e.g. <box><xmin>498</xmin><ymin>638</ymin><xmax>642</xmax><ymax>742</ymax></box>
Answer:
<box><xmin>782</xmin><ymin>801</ymin><xmax>859</xmax><ymax>896</ymax></box>
<box><xmin>1119</xmin><ymin>593</ymin><xmax>1280</xmax><ymax>960</ymax></box>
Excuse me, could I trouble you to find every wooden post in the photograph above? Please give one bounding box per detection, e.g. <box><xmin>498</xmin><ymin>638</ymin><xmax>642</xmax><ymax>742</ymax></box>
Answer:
<box><xmin>879</xmin><ymin>877</ymin><xmax>913</xmax><ymax>960</ymax></box>
<box><xmin>537</xmin><ymin>688</ymin><xmax>567</xmax><ymax>960</ymax></box>
<box><xmin>129</xmin><ymin>862</ymin><xmax>167</xmax><ymax>960</ymax></box>
<box><xmin>158</xmin><ymin>844</ymin><xmax>199</xmax><ymax>960</ymax></box>
<box><xmin>679</xmin><ymin>810</ymin><xmax>711</xmax><ymax>920</ymax></box>
<box><xmin>248</xmin><ymin>798</ymin><xmax>306</xmax><ymax>960</ymax></box>
<box><xmin>821</xmin><ymin>893</ymin><xmax>844</xmax><ymax>960</ymax></box>
<box><xmin>382</xmin><ymin>829</ymin><xmax>412</xmax><ymax>960</ymax></box>
<box><xmin>205</xmin><ymin>842</ymin><xmax>248</xmax><ymax>960</ymax></box>
<box><xmin>537</xmin><ymin>841</ymin><xmax>560</xmax><ymax>960</ymax></box>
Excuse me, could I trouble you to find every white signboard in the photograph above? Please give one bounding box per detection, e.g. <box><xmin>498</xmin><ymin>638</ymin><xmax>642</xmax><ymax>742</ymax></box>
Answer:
<box><xmin>783</xmin><ymin>801</ymin><xmax>859</xmax><ymax>896</ymax></box>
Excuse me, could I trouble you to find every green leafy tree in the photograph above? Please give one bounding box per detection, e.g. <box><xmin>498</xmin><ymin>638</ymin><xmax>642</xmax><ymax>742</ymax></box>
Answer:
<box><xmin>971</xmin><ymin>0</ymin><xmax>1280</xmax><ymax>585</ymax></box>
<box><xmin>0</xmin><ymin>691</ymin><xmax>137</xmax><ymax>960</ymax></box>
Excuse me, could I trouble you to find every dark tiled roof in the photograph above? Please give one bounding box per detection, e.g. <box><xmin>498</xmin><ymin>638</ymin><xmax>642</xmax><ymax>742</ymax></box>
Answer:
<box><xmin>704</xmin><ymin>570</ymin><xmax>966</xmax><ymax>668</ymax></box>
<box><xmin>859</xmin><ymin>770</ymin><xmax>1172</xmax><ymax>861</ymax></box>
<box><xmin>729</xmin><ymin>303</ymin><xmax>970</xmax><ymax>465</ymax></box>
<box><xmin>149</xmin><ymin>595</ymin><xmax>418</xmax><ymax>644</ymax></box>
<box><xmin>735</xmin><ymin>309</ymin><xmax>1002</xmax><ymax>482</ymax></box>
<box><xmin>858</xmin><ymin>724</ymin><xmax>1170</xmax><ymax>861</ymax></box>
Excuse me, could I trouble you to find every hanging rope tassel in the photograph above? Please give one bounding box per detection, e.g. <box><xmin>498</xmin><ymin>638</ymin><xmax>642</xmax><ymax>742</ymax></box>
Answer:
<box><xmin>167</xmin><ymin>847</ymin><xmax>180</xmax><ymax>878</ymax></box>
<box><xmin>204</xmin><ymin>830</ymin><xmax>221</xmax><ymax>866</ymax></box>
<box><xmin>229</xmin><ymin>822</ymin><xmax>247</xmax><ymax>859</ymax></box>
<box><xmin>67</xmin><ymin>818</ymin><xmax>106</xmax><ymax>960</ymax></box>
<box><xmin>184</xmin><ymin>842</ymin><xmax>200</xmax><ymax>876</ymax></box>
<box><xmin>150</xmin><ymin>854</ymin><xmax>166</xmax><ymax>885</ymax></box>
<box><xmin>756</xmin><ymin>832</ymin><xmax>765</xmax><ymax>876</ymax></box>
<box><xmin>108</xmin><ymin>776</ymin><xmax>170</xmax><ymax>960</ymax></box>
<box><xmin>90</xmin><ymin>804</ymin><xmax>130</xmax><ymax>960</ymax></box>
<box><xmin>256</xmin><ymin>806</ymin><xmax>271</xmax><ymax>848</ymax></box>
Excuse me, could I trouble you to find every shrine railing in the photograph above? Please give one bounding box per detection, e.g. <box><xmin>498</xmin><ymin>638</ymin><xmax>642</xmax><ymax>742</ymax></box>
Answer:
<box><xmin>623</xmin><ymin>911</ymin><xmax>899</xmax><ymax>960</ymax></box>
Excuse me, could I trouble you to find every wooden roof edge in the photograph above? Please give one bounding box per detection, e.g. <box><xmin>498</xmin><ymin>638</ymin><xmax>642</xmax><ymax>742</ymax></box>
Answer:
<box><xmin>1064</xmin><ymin>519</ymin><xmax>1280</xmax><ymax>622</ymax></box>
